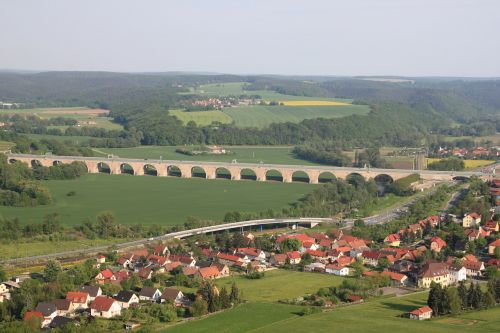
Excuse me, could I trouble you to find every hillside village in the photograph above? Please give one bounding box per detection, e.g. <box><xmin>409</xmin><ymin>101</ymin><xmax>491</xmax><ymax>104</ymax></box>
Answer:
<box><xmin>1</xmin><ymin>179</ymin><xmax>500</xmax><ymax>329</ymax></box>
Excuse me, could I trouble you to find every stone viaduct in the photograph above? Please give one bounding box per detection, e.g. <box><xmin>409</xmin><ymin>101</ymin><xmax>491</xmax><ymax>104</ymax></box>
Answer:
<box><xmin>6</xmin><ymin>153</ymin><xmax>492</xmax><ymax>184</ymax></box>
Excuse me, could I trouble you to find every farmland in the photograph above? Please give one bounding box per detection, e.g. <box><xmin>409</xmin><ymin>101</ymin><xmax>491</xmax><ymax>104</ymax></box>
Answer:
<box><xmin>1</xmin><ymin>107</ymin><xmax>123</xmax><ymax>130</ymax></box>
<box><xmin>0</xmin><ymin>174</ymin><xmax>314</xmax><ymax>226</ymax></box>
<box><xmin>223</xmin><ymin>104</ymin><xmax>368</xmax><ymax>128</ymax></box>
<box><xmin>426</xmin><ymin>158</ymin><xmax>495</xmax><ymax>170</ymax></box>
<box><xmin>166</xmin><ymin>290</ymin><xmax>500</xmax><ymax>333</ymax></box>
<box><xmin>177</xmin><ymin>82</ymin><xmax>370</xmax><ymax>127</ymax></box>
<box><xmin>169</xmin><ymin>109</ymin><xmax>233</xmax><ymax>126</ymax></box>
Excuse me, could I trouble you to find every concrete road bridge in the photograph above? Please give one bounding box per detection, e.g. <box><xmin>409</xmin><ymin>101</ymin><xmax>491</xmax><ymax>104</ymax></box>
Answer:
<box><xmin>6</xmin><ymin>153</ymin><xmax>494</xmax><ymax>184</ymax></box>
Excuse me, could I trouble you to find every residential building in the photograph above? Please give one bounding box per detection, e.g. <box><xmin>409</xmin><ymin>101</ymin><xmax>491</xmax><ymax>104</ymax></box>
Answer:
<box><xmin>139</xmin><ymin>287</ymin><xmax>162</xmax><ymax>302</ymax></box>
<box><xmin>488</xmin><ymin>239</ymin><xmax>500</xmax><ymax>255</ymax></box>
<box><xmin>114</xmin><ymin>291</ymin><xmax>139</xmax><ymax>309</ymax></box>
<box><xmin>161</xmin><ymin>288</ymin><xmax>186</xmax><ymax>307</ymax></box>
<box><xmin>409</xmin><ymin>306</ymin><xmax>433</xmax><ymax>320</ymax></box>
<box><xmin>66</xmin><ymin>291</ymin><xmax>90</xmax><ymax>310</ymax></box>
<box><xmin>417</xmin><ymin>262</ymin><xmax>450</xmax><ymax>288</ymax></box>
<box><xmin>463</xmin><ymin>213</ymin><xmax>481</xmax><ymax>228</ymax></box>
<box><xmin>90</xmin><ymin>296</ymin><xmax>121</xmax><ymax>318</ymax></box>
<box><xmin>447</xmin><ymin>265</ymin><xmax>467</xmax><ymax>284</ymax></box>
<box><xmin>325</xmin><ymin>264</ymin><xmax>349</xmax><ymax>276</ymax></box>
<box><xmin>79</xmin><ymin>285</ymin><xmax>102</xmax><ymax>301</ymax></box>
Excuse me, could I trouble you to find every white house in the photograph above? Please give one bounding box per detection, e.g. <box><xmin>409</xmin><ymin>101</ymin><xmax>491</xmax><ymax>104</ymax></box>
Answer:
<box><xmin>161</xmin><ymin>288</ymin><xmax>186</xmax><ymax>307</ymax></box>
<box><xmin>139</xmin><ymin>287</ymin><xmax>162</xmax><ymax>302</ymax></box>
<box><xmin>409</xmin><ymin>306</ymin><xmax>433</xmax><ymax>320</ymax></box>
<box><xmin>90</xmin><ymin>296</ymin><xmax>122</xmax><ymax>318</ymax></box>
<box><xmin>325</xmin><ymin>264</ymin><xmax>349</xmax><ymax>276</ymax></box>
<box><xmin>447</xmin><ymin>265</ymin><xmax>467</xmax><ymax>284</ymax></box>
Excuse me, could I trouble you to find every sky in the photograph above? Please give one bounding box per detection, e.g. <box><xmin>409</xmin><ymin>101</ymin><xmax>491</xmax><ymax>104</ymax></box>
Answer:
<box><xmin>1</xmin><ymin>0</ymin><xmax>499</xmax><ymax>77</ymax></box>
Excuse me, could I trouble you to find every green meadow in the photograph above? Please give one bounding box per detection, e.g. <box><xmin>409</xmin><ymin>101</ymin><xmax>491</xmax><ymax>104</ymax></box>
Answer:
<box><xmin>94</xmin><ymin>145</ymin><xmax>320</xmax><ymax>165</ymax></box>
<box><xmin>0</xmin><ymin>174</ymin><xmax>314</xmax><ymax>226</ymax></box>
<box><xmin>166</xmin><ymin>289</ymin><xmax>500</xmax><ymax>333</ymax></box>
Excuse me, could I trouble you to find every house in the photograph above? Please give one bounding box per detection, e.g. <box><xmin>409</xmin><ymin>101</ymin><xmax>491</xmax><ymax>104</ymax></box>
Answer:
<box><xmin>447</xmin><ymin>265</ymin><xmax>467</xmax><ymax>284</ymax></box>
<box><xmin>153</xmin><ymin>244</ymin><xmax>169</xmax><ymax>256</ymax></box>
<box><xmin>95</xmin><ymin>269</ymin><xmax>114</xmax><ymax>284</ymax></box>
<box><xmin>306</xmin><ymin>249</ymin><xmax>328</xmax><ymax>262</ymax></box>
<box><xmin>114</xmin><ymin>291</ymin><xmax>139</xmax><ymax>309</ymax></box>
<box><xmin>195</xmin><ymin>266</ymin><xmax>221</xmax><ymax>280</ymax></box>
<box><xmin>161</xmin><ymin>288</ymin><xmax>186</xmax><ymax>306</ymax></box>
<box><xmin>335</xmin><ymin>255</ymin><xmax>355</xmax><ymax>267</ymax></box>
<box><xmin>361</xmin><ymin>250</ymin><xmax>395</xmax><ymax>267</ymax></box>
<box><xmin>211</xmin><ymin>263</ymin><xmax>230</xmax><ymax>277</ymax></box>
<box><xmin>488</xmin><ymin>239</ymin><xmax>500</xmax><ymax>255</ymax></box>
<box><xmin>464</xmin><ymin>228</ymin><xmax>481</xmax><ymax>241</ymax></box>
<box><xmin>80</xmin><ymin>285</ymin><xmax>102</xmax><ymax>301</ymax></box>
<box><xmin>347</xmin><ymin>295</ymin><xmax>363</xmax><ymax>303</ymax></box>
<box><xmin>409</xmin><ymin>306</ymin><xmax>433</xmax><ymax>320</ymax></box>
<box><xmin>96</xmin><ymin>255</ymin><xmax>106</xmax><ymax>264</ymax></box>
<box><xmin>384</xmin><ymin>233</ymin><xmax>401</xmax><ymax>247</ymax></box>
<box><xmin>463</xmin><ymin>213</ymin><xmax>481</xmax><ymax>228</ymax></box>
<box><xmin>164</xmin><ymin>261</ymin><xmax>183</xmax><ymax>272</ymax></box>
<box><xmin>380</xmin><ymin>270</ymin><xmax>408</xmax><ymax>286</ymax></box>
<box><xmin>66</xmin><ymin>291</ymin><xmax>90</xmax><ymax>310</ymax></box>
<box><xmin>286</xmin><ymin>251</ymin><xmax>301</xmax><ymax>265</ymax></box>
<box><xmin>90</xmin><ymin>296</ymin><xmax>122</xmax><ymax>318</ymax></box>
<box><xmin>462</xmin><ymin>260</ymin><xmax>485</xmax><ymax>278</ymax></box>
<box><xmin>484</xmin><ymin>220</ymin><xmax>499</xmax><ymax>232</ymax></box>
<box><xmin>138</xmin><ymin>267</ymin><xmax>153</xmax><ymax>280</ymax></box>
<box><xmin>248</xmin><ymin>260</ymin><xmax>266</xmax><ymax>272</ymax></box>
<box><xmin>53</xmin><ymin>299</ymin><xmax>74</xmax><ymax>316</ymax></box>
<box><xmin>417</xmin><ymin>261</ymin><xmax>450</xmax><ymax>288</ymax></box>
<box><xmin>276</xmin><ymin>234</ymin><xmax>315</xmax><ymax>251</ymax></box>
<box><xmin>301</xmin><ymin>241</ymin><xmax>320</xmax><ymax>253</ymax></box>
<box><xmin>116</xmin><ymin>256</ymin><xmax>131</xmax><ymax>268</ymax></box>
<box><xmin>139</xmin><ymin>287</ymin><xmax>162</xmax><ymax>302</ymax></box>
<box><xmin>24</xmin><ymin>311</ymin><xmax>44</xmax><ymax>328</ymax></box>
<box><xmin>235</xmin><ymin>248</ymin><xmax>266</xmax><ymax>261</ymax></box>
<box><xmin>487</xmin><ymin>258</ymin><xmax>500</xmax><ymax>268</ymax></box>
<box><xmin>182</xmin><ymin>266</ymin><xmax>198</xmax><ymax>277</ymax></box>
<box><xmin>270</xmin><ymin>254</ymin><xmax>287</xmax><ymax>266</ymax></box>
<box><xmin>35</xmin><ymin>302</ymin><xmax>58</xmax><ymax>328</ymax></box>
<box><xmin>217</xmin><ymin>253</ymin><xmax>244</xmax><ymax>266</ymax></box>
<box><xmin>325</xmin><ymin>264</ymin><xmax>349</xmax><ymax>276</ymax></box>
<box><xmin>430</xmin><ymin>236</ymin><xmax>447</xmax><ymax>252</ymax></box>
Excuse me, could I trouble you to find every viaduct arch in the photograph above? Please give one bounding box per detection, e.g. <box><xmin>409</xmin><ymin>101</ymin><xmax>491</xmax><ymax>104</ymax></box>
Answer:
<box><xmin>5</xmin><ymin>153</ymin><xmax>492</xmax><ymax>184</ymax></box>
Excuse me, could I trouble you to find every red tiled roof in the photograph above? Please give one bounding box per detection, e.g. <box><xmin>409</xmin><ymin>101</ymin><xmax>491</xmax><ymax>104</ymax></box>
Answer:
<box><xmin>462</xmin><ymin>260</ymin><xmax>484</xmax><ymax>271</ymax></box>
<box><xmin>410</xmin><ymin>306</ymin><xmax>432</xmax><ymax>316</ymax></box>
<box><xmin>217</xmin><ymin>252</ymin><xmax>242</xmax><ymax>262</ymax></box>
<box><xmin>98</xmin><ymin>269</ymin><xmax>113</xmax><ymax>279</ymax></box>
<box><xmin>326</xmin><ymin>264</ymin><xmax>345</xmax><ymax>270</ymax></box>
<box><xmin>431</xmin><ymin>236</ymin><xmax>447</xmax><ymax>249</ymax></box>
<box><xmin>198</xmin><ymin>266</ymin><xmax>220</xmax><ymax>279</ymax></box>
<box><xmin>66</xmin><ymin>291</ymin><xmax>89</xmax><ymax>304</ymax></box>
<box><xmin>485</xmin><ymin>220</ymin><xmax>499</xmax><ymax>229</ymax></box>
<box><xmin>467</xmin><ymin>212</ymin><xmax>481</xmax><ymax>219</ymax></box>
<box><xmin>90</xmin><ymin>296</ymin><xmax>115</xmax><ymax>312</ymax></box>
<box><xmin>335</xmin><ymin>256</ymin><xmax>354</xmax><ymax>266</ymax></box>
<box><xmin>381</xmin><ymin>270</ymin><xmax>407</xmax><ymax>281</ymax></box>
<box><xmin>286</xmin><ymin>251</ymin><xmax>301</xmax><ymax>259</ymax></box>
<box><xmin>24</xmin><ymin>311</ymin><xmax>43</xmax><ymax>321</ymax></box>
<box><xmin>489</xmin><ymin>239</ymin><xmax>500</xmax><ymax>247</ymax></box>
<box><xmin>384</xmin><ymin>234</ymin><xmax>400</xmax><ymax>242</ymax></box>
<box><xmin>306</xmin><ymin>249</ymin><xmax>327</xmax><ymax>258</ymax></box>
<box><xmin>236</xmin><ymin>248</ymin><xmax>262</xmax><ymax>257</ymax></box>
<box><xmin>164</xmin><ymin>261</ymin><xmax>182</xmax><ymax>271</ymax></box>
<box><xmin>272</xmin><ymin>254</ymin><xmax>287</xmax><ymax>263</ymax></box>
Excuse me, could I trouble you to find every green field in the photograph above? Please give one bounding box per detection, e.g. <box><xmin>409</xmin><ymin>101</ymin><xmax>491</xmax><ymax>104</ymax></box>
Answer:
<box><xmin>223</xmin><ymin>104</ymin><xmax>368</xmax><ymax>128</ymax></box>
<box><xmin>169</xmin><ymin>109</ymin><xmax>233</xmax><ymax>126</ymax></box>
<box><xmin>1</xmin><ymin>107</ymin><xmax>122</xmax><ymax>130</ymax></box>
<box><xmin>0</xmin><ymin>174</ymin><xmax>314</xmax><ymax>226</ymax></box>
<box><xmin>178</xmin><ymin>82</ymin><xmax>369</xmax><ymax>127</ymax></box>
<box><xmin>167</xmin><ymin>289</ymin><xmax>500</xmax><ymax>333</ymax></box>
<box><xmin>215</xmin><ymin>269</ymin><xmax>345</xmax><ymax>302</ymax></box>
<box><xmin>0</xmin><ymin>237</ymin><xmax>130</xmax><ymax>260</ymax></box>
<box><xmin>25</xmin><ymin>133</ymin><xmax>97</xmax><ymax>144</ymax></box>
<box><xmin>94</xmin><ymin>145</ymin><xmax>320</xmax><ymax>165</ymax></box>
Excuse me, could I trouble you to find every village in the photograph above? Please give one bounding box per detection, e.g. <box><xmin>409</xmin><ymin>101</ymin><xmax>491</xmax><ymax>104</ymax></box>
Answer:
<box><xmin>1</xmin><ymin>178</ymin><xmax>499</xmax><ymax>330</ymax></box>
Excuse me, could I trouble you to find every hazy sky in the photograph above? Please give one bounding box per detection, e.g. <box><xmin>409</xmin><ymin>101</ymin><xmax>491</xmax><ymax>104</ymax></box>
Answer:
<box><xmin>1</xmin><ymin>0</ymin><xmax>499</xmax><ymax>76</ymax></box>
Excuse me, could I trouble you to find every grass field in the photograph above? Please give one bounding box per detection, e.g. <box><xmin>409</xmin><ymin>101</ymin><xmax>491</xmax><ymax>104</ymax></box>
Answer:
<box><xmin>281</xmin><ymin>100</ymin><xmax>351</xmax><ymax>106</ymax></box>
<box><xmin>215</xmin><ymin>269</ymin><xmax>345</xmax><ymax>302</ymax></box>
<box><xmin>169</xmin><ymin>109</ymin><xmax>233</xmax><ymax>126</ymax></box>
<box><xmin>167</xmin><ymin>289</ymin><xmax>500</xmax><ymax>333</ymax></box>
<box><xmin>94</xmin><ymin>145</ymin><xmax>320</xmax><ymax>165</ymax></box>
<box><xmin>2</xmin><ymin>107</ymin><xmax>122</xmax><ymax>130</ymax></box>
<box><xmin>0</xmin><ymin>174</ymin><xmax>314</xmax><ymax>226</ymax></box>
<box><xmin>222</xmin><ymin>104</ymin><xmax>368</xmax><ymax>128</ymax></box>
<box><xmin>0</xmin><ymin>140</ymin><xmax>14</xmax><ymax>151</ymax></box>
<box><xmin>25</xmin><ymin>133</ymin><xmax>97</xmax><ymax>144</ymax></box>
<box><xmin>0</xmin><ymin>237</ymin><xmax>130</xmax><ymax>260</ymax></box>
<box><xmin>442</xmin><ymin>134</ymin><xmax>500</xmax><ymax>145</ymax></box>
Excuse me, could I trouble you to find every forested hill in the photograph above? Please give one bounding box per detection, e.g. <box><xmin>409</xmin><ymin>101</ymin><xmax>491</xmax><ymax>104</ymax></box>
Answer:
<box><xmin>0</xmin><ymin>71</ymin><xmax>498</xmax><ymax>148</ymax></box>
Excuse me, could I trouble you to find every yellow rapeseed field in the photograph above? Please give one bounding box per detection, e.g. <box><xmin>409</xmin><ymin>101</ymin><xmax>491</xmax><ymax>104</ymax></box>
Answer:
<box><xmin>426</xmin><ymin>158</ymin><xmax>494</xmax><ymax>169</ymax></box>
<box><xmin>280</xmin><ymin>100</ymin><xmax>351</xmax><ymax>106</ymax></box>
